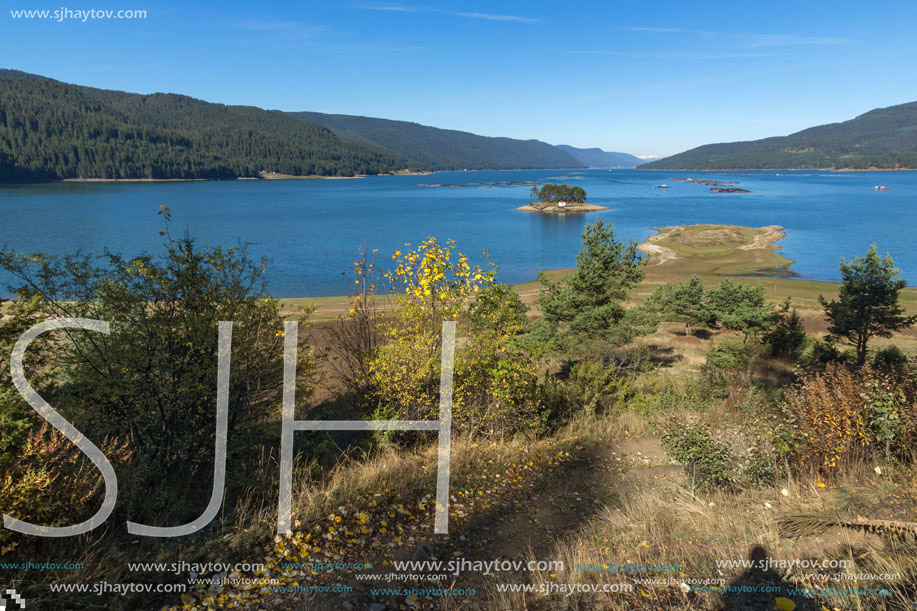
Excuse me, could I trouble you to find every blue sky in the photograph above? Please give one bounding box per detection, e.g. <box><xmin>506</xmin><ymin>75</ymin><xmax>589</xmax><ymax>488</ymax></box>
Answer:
<box><xmin>2</xmin><ymin>0</ymin><xmax>916</xmax><ymax>157</ymax></box>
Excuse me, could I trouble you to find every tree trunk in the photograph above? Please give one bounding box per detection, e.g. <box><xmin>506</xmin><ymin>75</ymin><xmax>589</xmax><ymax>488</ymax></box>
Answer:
<box><xmin>856</xmin><ymin>333</ymin><xmax>868</xmax><ymax>365</ymax></box>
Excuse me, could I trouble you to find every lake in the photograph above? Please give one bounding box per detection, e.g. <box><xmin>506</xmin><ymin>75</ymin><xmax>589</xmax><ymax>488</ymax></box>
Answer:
<box><xmin>0</xmin><ymin>169</ymin><xmax>914</xmax><ymax>297</ymax></box>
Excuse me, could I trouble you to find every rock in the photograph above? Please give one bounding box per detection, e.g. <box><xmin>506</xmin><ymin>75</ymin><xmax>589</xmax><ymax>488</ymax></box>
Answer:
<box><xmin>370</xmin><ymin>604</ymin><xmax>387</xmax><ymax>611</ymax></box>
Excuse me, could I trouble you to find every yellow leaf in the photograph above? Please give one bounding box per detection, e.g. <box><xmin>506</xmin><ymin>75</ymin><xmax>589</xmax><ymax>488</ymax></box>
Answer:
<box><xmin>776</xmin><ymin>597</ymin><xmax>796</xmax><ymax>611</ymax></box>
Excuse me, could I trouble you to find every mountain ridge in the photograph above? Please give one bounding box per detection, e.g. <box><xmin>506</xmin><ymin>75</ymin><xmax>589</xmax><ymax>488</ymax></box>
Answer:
<box><xmin>640</xmin><ymin>101</ymin><xmax>917</xmax><ymax>170</ymax></box>
<box><xmin>0</xmin><ymin>69</ymin><xmax>406</xmax><ymax>182</ymax></box>
<box><xmin>555</xmin><ymin>145</ymin><xmax>643</xmax><ymax>168</ymax></box>
<box><xmin>0</xmin><ymin>70</ymin><xmax>586</xmax><ymax>183</ymax></box>
<box><xmin>287</xmin><ymin>111</ymin><xmax>583</xmax><ymax>171</ymax></box>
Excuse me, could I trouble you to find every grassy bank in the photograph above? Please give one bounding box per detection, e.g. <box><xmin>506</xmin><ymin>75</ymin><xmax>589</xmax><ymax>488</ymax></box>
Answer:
<box><xmin>282</xmin><ymin>224</ymin><xmax>917</xmax><ymax>351</ymax></box>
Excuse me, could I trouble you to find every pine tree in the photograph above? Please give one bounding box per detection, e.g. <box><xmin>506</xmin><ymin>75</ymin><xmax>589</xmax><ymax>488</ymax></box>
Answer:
<box><xmin>763</xmin><ymin>297</ymin><xmax>807</xmax><ymax>357</ymax></box>
<box><xmin>706</xmin><ymin>279</ymin><xmax>775</xmax><ymax>343</ymax></box>
<box><xmin>819</xmin><ymin>244</ymin><xmax>917</xmax><ymax>365</ymax></box>
<box><xmin>644</xmin><ymin>274</ymin><xmax>709</xmax><ymax>336</ymax></box>
<box><xmin>536</xmin><ymin>219</ymin><xmax>645</xmax><ymax>353</ymax></box>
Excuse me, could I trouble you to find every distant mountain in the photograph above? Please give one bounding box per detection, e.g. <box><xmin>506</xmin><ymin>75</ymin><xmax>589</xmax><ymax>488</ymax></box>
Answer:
<box><xmin>640</xmin><ymin>101</ymin><xmax>917</xmax><ymax>170</ymax></box>
<box><xmin>288</xmin><ymin>112</ymin><xmax>583</xmax><ymax>171</ymax></box>
<box><xmin>0</xmin><ymin>70</ymin><xmax>407</xmax><ymax>183</ymax></box>
<box><xmin>555</xmin><ymin>145</ymin><xmax>643</xmax><ymax>168</ymax></box>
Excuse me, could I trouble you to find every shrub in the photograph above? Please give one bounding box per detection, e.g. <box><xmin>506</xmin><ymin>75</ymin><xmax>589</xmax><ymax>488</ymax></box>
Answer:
<box><xmin>782</xmin><ymin>364</ymin><xmax>869</xmax><ymax>471</ymax></box>
<box><xmin>763</xmin><ymin>297</ymin><xmax>807</xmax><ymax>358</ymax></box>
<box><xmin>800</xmin><ymin>337</ymin><xmax>843</xmax><ymax>366</ymax></box>
<box><xmin>0</xmin><ymin>295</ymin><xmax>50</xmax><ymax>473</ymax></box>
<box><xmin>780</xmin><ymin>364</ymin><xmax>916</xmax><ymax>472</ymax></box>
<box><xmin>452</xmin><ymin>339</ymin><xmax>543</xmax><ymax>437</ymax></box>
<box><xmin>326</xmin><ymin>245</ymin><xmax>385</xmax><ymax>393</ymax></box>
<box><xmin>370</xmin><ymin>238</ymin><xmax>544</xmax><ymax>437</ymax></box>
<box><xmin>561</xmin><ymin>359</ymin><xmax>636</xmax><ymax>415</ymax></box>
<box><xmin>661</xmin><ymin>422</ymin><xmax>737</xmax><ymax>490</ymax></box>
<box><xmin>706</xmin><ymin>338</ymin><xmax>751</xmax><ymax>371</ymax></box>
<box><xmin>873</xmin><ymin>345</ymin><xmax>908</xmax><ymax>371</ymax></box>
<box><xmin>735</xmin><ymin>438</ymin><xmax>780</xmax><ymax>486</ymax></box>
<box><xmin>0</xmin><ymin>424</ymin><xmax>131</xmax><ymax>554</ymax></box>
<box><xmin>702</xmin><ymin>338</ymin><xmax>754</xmax><ymax>392</ymax></box>
<box><xmin>662</xmin><ymin>418</ymin><xmax>781</xmax><ymax>490</ymax></box>
<box><xmin>705</xmin><ymin>279</ymin><xmax>775</xmax><ymax>342</ymax></box>
<box><xmin>1</xmin><ymin>215</ymin><xmax>316</xmax><ymax>524</ymax></box>
<box><xmin>642</xmin><ymin>275</ymin><xmax>710</xmax><ymax>335</ymax></box>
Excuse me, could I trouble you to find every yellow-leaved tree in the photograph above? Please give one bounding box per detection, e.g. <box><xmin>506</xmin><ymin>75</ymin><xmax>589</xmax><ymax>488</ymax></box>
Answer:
<box><xmin>368</xmin><ymin>237</ymin><xmax>545</xmax><ymax>437</ymax></box>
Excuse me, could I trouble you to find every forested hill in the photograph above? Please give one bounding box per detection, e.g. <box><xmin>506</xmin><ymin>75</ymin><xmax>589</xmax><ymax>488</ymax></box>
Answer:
<box><xmin>640</xmin><ymin>101</ymin><xmax>917</xmax><ymax>170</ymax></box>
<box><xmin>0</xmin><ymin>70</ymin><xmax>407</xmax><ymax>182</ymax></box>
<box><xmin>555</xmin><ymin>145</ymin><xmax>642</xmax><ymax>168</ymax></box>
<box><xmin>288</xmin><ymin>111</ymin><xmax>584</xmax><ymax>171</ymax></box>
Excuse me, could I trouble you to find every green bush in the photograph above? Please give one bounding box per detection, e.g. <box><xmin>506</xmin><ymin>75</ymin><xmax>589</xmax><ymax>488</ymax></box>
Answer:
<box><xmin>706</xmin><ymin>338</ymin><xmax>751</xmax><ymax>371</ymax></box>
<box><xmin>763</xmin><ymin>298</ymin><xmax>807</xmax><ymax>358</ymax></box>
<box><xmin>873</xmin><ymin>345</ymin><xmax>908</xmax><ymax>371</ymax></box>
<box><xmin>0</xmin><ymin>296</ymin><xmax>50</xmax><ymax>473</ymax></box>
<box><xmin>661</xmin><ymin>422</ymin><xmax>737</xmax><ymax>490</ymax></box>
<box><xmin>1</xmin><ymin>225</ymin><xmax>315</xmax><ymax>524</ymax></box>
<box><xmin>563</xmin><ymin>359</ymin><xmax>636</xmax><ymax>414</ymax></box>
<box><xmin>702</xmin><ymin>338</ymin><xmax>755</xmax><ymax>391</ymax></box>
<box><xmin>662</xmin><ymin>419</ymin><xmax>781</xmax><ymax>490</ymax></box>
<box><xmin>800</xmin><ymin>338</ymin><xmax>843</xmax><ymax>366</ymax></box>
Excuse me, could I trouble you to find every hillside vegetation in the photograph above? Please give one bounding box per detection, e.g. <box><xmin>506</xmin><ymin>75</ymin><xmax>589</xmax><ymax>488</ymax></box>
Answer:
<box><xmin>555</xmin><ymin>144</ymin><xmax>643</xmax><ymax>168</ymax></box>
<box><xmin>289</xmin><ymin>111</ymin><xmax>584</xmax><ymax>171</ymax></box>
<box><xmin>640</xmin><ymin>100</ymin><xmax>917</xmax><ymax>170</ymax></box>
<box><xmin>0</xmin><ymin>70</ymin><xmax>413</xmax><ymax>182</ymax></box>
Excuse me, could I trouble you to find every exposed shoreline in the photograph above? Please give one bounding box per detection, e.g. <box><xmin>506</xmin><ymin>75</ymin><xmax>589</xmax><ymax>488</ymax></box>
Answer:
<box><xmin>517</xmin><ymin>202</ymin><xmax>609</xmax><ymax>213</ymax></box>
<box><xmin>31</xmin><ymin>166</ymin><xmax>916</xmax><ymax>186</ymax></box>
<box><xmin>62</xmin><ymin>174</ymin><xmax>368</xmax><ymax>183</ymax></box>
<box><xmin>636</xmin><ymin>224</ymin><xmax>789</xmax><ymax>268</ymax></box>
<box><xmin>15</xmin><ymin>167</ymin><xmax>586</xmax><ymax>186</ymax></box>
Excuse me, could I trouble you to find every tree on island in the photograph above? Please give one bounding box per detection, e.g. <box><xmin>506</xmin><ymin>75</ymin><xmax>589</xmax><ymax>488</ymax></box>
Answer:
<box><xmin>820</xmin><ymin>244</ymin><xmax>917</xmax><ymax>365</ymax></box>
<box><xmin>534</xmin><ymin>184</ymin><xmax>587</xmax><ymax>204</ymax></box>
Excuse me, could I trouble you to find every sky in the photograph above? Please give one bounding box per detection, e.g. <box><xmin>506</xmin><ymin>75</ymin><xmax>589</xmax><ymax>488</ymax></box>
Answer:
<box><xmin>2</xmin><ymin>0</ymin><xmax>916</xmax><ymax>157</ymax></box>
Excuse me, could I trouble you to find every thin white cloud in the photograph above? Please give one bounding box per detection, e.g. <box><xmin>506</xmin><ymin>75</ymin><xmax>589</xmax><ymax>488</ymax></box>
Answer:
<box><xmin>326</xmin><ymin>42</ymin><xmax>423</xmax><ymax>53</ymax></box>
<box><xmin>358</xmin><ymin>4</ymin><xmax>539</xmax><ymax>23</ymax></box>
<box><xmin>234</xmin><ymin>21</ymin><xmax>326</xmax><ymax>37</ymax></box>
<box><xmin>236</xmin><ymin>21</ymin><xmax>301</xmax><ymax>31</ymax></box>
<box><xmin>621</xmin><ymin>26</ymin><xmax>686</xmax><ymax>33</ymax></box>
<box><xmin>621</xmin><ymin>25</ymin><xmax>856</xmax><ymax>47</ymax></box>
<box><xmin>742</xmin><ymin>33</ymin><xmax>856</xmax><ymax>48</ymax></box>
<box><xmin>566</xmin><ymin>50</ymin><xmax>778</xmax><ymax>60</ymax></box>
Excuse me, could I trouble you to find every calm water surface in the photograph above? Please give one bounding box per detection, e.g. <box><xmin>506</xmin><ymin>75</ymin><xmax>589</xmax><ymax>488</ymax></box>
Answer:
<box><xmin>0</xmin><ymin>169</ymin><xmax>915</xmax><ymax>297</ymax></box>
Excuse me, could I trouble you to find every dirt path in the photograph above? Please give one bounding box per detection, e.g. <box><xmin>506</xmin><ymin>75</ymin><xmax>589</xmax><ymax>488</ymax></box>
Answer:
<box><xmin>291</xmin><ymin>436</ymin><xmax>678</xmax><ymax>610</ymax></box>
<box><xmin>637</xmin><ymin>227</ymin><xmax>681</xmax><ymax>266</ymax></box>
<box><xmin>426</xmin><ymin>437</ymin><xmax>678</xmax><ymax>596</ymax></box>
<box><xmin>738</xmin><ymin>225</ymin><xmax>785</xmax><ymax>251</ymax></box>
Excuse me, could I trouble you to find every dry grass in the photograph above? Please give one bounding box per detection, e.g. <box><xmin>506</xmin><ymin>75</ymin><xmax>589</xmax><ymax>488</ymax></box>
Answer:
<box><xmin>482</xmin><ymin>451</ymin><xmax>917</xmax><ymax>610</ymax></box>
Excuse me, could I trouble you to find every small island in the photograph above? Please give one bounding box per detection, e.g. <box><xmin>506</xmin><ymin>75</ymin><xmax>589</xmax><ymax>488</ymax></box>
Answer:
<box><xmin>517</xmin><ymin>183</ymin><xmax>609</xmax><ymax>213</ymax></box>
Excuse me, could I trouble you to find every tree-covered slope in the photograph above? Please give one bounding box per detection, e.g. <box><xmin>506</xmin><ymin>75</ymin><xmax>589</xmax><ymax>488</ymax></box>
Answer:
<box><xmin>288</xmin><ymin>111</ymin><xmax>583</xmax><ymax>171</ymax></box>
<box><xmin>0</xmin><ymin>70</ymin><xmax>408</xmax><ymax>182</ymax></box>
<box><xmin>640</xmin><ymin>101</ymin><xmax>917</xmax><ymax>170</ymax></box>
<box><xmin>555</xmin><ymin>145</ymin><xmax>642</xmax><ymax>168</ymax></box>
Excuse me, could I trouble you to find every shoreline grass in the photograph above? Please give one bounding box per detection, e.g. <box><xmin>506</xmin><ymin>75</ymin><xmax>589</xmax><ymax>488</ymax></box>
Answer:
<box><xmin>281</xmin><ymin>223</ymin><xmax>917</xmax><ymax>327</ymax></box>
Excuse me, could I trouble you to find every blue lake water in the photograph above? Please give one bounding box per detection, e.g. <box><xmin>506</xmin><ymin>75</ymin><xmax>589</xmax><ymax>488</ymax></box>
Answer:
<box><xmin>0</xmin><ymin>169</ymin><xmax>915</xmax><ymax>297</ymax></box>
